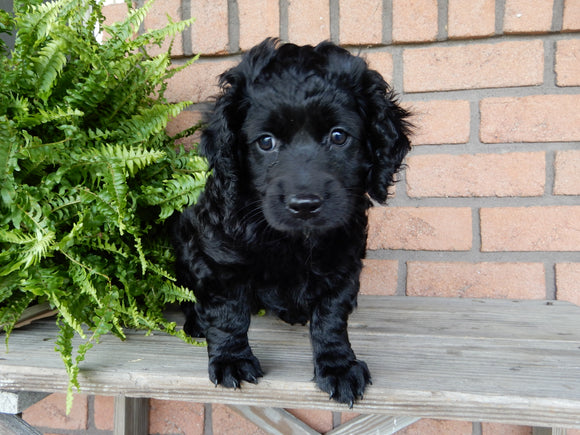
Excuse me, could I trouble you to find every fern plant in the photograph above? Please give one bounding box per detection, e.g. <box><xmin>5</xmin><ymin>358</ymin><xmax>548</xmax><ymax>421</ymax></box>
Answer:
<box><xmin>0</xmin><ymin>0</ymin><xmax>207</xmax><ymax>410</ymax></box>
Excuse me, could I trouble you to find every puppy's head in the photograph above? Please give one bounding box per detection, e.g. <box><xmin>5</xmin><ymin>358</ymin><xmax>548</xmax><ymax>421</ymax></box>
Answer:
<box><xmin>201</xmin><ymin>39</ymin><xmax>411</xmax><ymax>234</ymax></box>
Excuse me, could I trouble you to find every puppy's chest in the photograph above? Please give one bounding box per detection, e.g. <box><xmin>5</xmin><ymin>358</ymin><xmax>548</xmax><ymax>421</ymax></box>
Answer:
<box><xmin>247</xmin><ymin>246</ymin><xmax>340</xmax><ymax>300</ymax></box>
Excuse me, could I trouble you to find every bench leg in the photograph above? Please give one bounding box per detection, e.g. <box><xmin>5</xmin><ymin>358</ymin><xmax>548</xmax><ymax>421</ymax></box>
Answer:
<box><xmin>114</xmin><ymin>396</ymin><xmax>149</xmax><ymax>435</ymax></box>
<box><xmin>0</xmin><ymin>413</ymin><xmax>43</xmax><ymax>435</ymax></box>
<box><xmin>533</xmin><ymin>428</ymin><xmax>567</xmax><ymax>435</ymax></box>
<box><xmin>0</xmin><ymin>391</ymin><xmax>50</xmax><ymax>414</ymax></box>
<box><xmin>327</xmin><ymin>415</ymin><xmax>420</xmax><ymax>435</ymax></box>
<box><xmin>228</xmin><ymin>406</ymin><xmax>320</xmax><ymax>435</ymax></box>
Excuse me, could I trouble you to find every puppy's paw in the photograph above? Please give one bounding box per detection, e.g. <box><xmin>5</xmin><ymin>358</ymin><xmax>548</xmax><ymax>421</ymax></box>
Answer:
<box><xmin>208</xmin><ymin>354</ymin><xmax>264</xmax><ymax>388</ymax></box>
<box><xmin>314</xmin><ymin>359</ymin><xmax>371</xmax><ymax>407</ymax></box>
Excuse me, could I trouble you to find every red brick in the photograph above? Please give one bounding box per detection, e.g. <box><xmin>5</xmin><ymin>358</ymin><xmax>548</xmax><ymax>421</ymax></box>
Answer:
<box><xmin>480</xmin><ymin>206</ymin><xmax>580</xmax><ymax>252</ymax></box>
<box><xmin>360</xmin><ymin>259</ymin><xmax>398</xmax><ymax>295</ymax></box>
<box><xmin>556</xmin><ymin>263</ymin><xmax>580</xmax><ymax>305</ymax></box>
<box><xmin>238</xmin><ymin>0</ymin><xmax>280</xmax><ymax>51</ymax></box>
<box><xmin>563</xmin><ymin>0</ymin><xmax>580</xmax><ymax>31</ymax></box>
<box><xmin>368</xmin><ymin>207</ymin><xmax>472</xmax><ymax>251</ymax></box>
<box><xmin>102</xmin><ymin>3</ymin><xmax>130</xmax><ymax>26</ymax></box>
<box><xmin>554</xmin><ymin>150</ymin><xmax>580</xmax><ymax>195</ymax></box>
<box><xmin>556</xmin><ymin>39</ymin><xmax>580</xmax><ymax>86</ymax></box>
<box><xmin>363</xmin><ymin>51</ymin><xmax>394</xmax><ymax>85</ymax></box>
<box><xmin>212</xmin><ymin>403</ymin><xmax>267</xmax><ymax>434</ymax></box>
<box><xmin>287</xmin><ymin>0</ymin><xmax>330</xmax><ymax>46</ymax></box>
<box><xmin>448</xmin><ymin>0</ymin><xmax>495</xmax><ymax>39</ymax></box>
<box><xmin>407</xmin><ymin>262</ymin><xmax>546</xmax><ymax>299</ymax></box>
<box><xmin>398</xmin><ymin>418</ymin><xmax>473</xmax><ymax>435</ymax></box>
<box><xmin>482</xmin><ymin>423</ymin><xmax>533</xmax><ymax>435</ymax></box>
<box><xmin>340</xmin><ymin>411</ymin><xmax>360</xmax><ymax>424</ymax></box>
<box><xmin>407</xmin><ymin>100</ymin><xmax>470</xmax><ymax>145</ymax></box>
<box><xmin>144</xmin><ymin>0</ymin><xmax>184</xmax><ymax>57</ymax></box>
<box><xmin>149</xmin><ymin>399</ymin><xmax>204</xmax><ymax>435</ymax></box>
<box><xmin>503</xmin><ymin>0</ymin><xmax>554</xmax><ymax>34</ymax></box>
<box><xmin>392</xmin><ymin>0</ymin><xmax>438</xmax><ymax>43</ymax></box>
<box><xmin>165</xmin><ymin>58</ymin><xmax>239</xmax><ymax>103</ymax></box>
<box><xmin>406</xmin><ymin>152</ymin><xmax>545</xmax><ymax>198</ymax></box>
<box><xmin>22</xmin><ymin>393</ymin><xmax>88</xmax><ymax>431</ymax></box>
<box><xmin>286</xmin><ymin>408</ymin><xmax>333</xmax><ymax>433</ymax></box>
<box><xmin>480</xmin><ymin>95</ymin><xmax>580</xmax><ymax>143</ymax></box>
<box><xmin>403</xmin><ymin>40</ymin><xmax>544</xmax><ymax>92</ymax></box>
<box><xmin>190</xmin><ymin>0</ymin><xmax>228</xmax><ymax>55</ymax></box>
<box><xmin>94</xmin><ymin>395</ymin><xmax>114</xmax><ymax>431</ymax></box>
<box><xmin>339</xmin><ymin>0</ymin><xmax>383</xmax><ymax>45</ymax></box>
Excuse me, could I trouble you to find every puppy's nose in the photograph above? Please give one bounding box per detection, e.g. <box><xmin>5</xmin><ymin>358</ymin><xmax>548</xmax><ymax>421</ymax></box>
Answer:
<box><xmin>287</xmin><ymin>194</ymin><xmax>323</xmax><ymax>219</ymax></box>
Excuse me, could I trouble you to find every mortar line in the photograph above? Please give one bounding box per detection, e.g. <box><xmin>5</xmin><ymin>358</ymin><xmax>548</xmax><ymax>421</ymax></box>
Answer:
<box><xmin>204</xmin><ymin>403</ymin><xmax>213</xmax><ymax>435</ymax></box>
<box><xmin>329</xmin><ymin>0</ymin><xmax>340</xmax><ymax>44</ymax></box>
<box><xmin>546</xmin><ymin>261</ymin><xmax>557</xmax><ymax>300</ymax></box>
<box><xmin>437</xmin><ymin>0</ymin><xmax>448</xmax><ymax>41</ymax></box>
<box><xmin>383</xmin><ymin>0</ymin><xmax>393</xmax><ymax>45</ymax></box>
<box><xmin>546</xmin><ymin>149</ymin><xmax>556</xmax><ymax>197</ymax></box>
<box><xmin>279</xmin><ymin>0</ymin><xmax>289</xmax><ymax>42</ymax></box>
<box><xmin>472</xmin><ymin>207</ymin><xmax>482</xmax><ymax>256</ymax></box>
<box><xmin>366</xmin><ymin>249</ymin><xmax>580</xmax><ymax>265</ymax></box>
<box><xmin>469</xmin><ymin>99</ymin><xmax>482</xmax><ymax>153</ymax></box>
<box><xmin>227</xmin><ymin>0</ymin><xmax>240</xmax><ymax>53</ymax></box>
<box><xmin>544</xmin><ymin>38</ymin><xmax>558</xmax><ymax>87</ymax></box>
<box><xmin>181</xmin><ymin>0</ymin><xmax>192</xmax><ymax>56</ymax></box>
<box><xmin>495</xmin><ymin>0</ymin><xmax>505</xmax><ymax>35</ymax></box>
<box><xmin>552</xmin><ymin>0</ymin><xmax>565</xmax><ymax>32</ymax></box>
<box><xmin>398</xmin><ymin>258</ymin><xmax>408</xmax><ymax>296</ymax></box>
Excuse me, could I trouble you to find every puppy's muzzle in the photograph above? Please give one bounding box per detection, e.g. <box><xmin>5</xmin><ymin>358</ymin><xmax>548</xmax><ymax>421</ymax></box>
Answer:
<box><xmin>287</xmin><ymin>194</ymin><xmax>323</xmax><ymax>220</ymax></box>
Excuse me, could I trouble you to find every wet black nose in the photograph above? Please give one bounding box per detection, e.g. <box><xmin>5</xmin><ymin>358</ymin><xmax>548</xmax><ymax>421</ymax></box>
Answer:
<box><xmin>287</xmin><ymin>194</ymin><xmax>323</xmax><ymax>219</ymax></box>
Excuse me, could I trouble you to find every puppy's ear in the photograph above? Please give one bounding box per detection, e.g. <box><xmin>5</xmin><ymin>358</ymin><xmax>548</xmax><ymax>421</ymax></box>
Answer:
<box><xmin>362</xmin><ymin>70</ymin><xmax>412</xmax><ymax>203</ymax></box>
<box><xmin>201</xmin><ymin>38</ymin><xmax>280</xmax><ymax>173</ymax></box>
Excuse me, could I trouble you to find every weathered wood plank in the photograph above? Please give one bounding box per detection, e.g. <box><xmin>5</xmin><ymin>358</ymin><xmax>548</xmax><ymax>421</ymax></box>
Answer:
<box><xmin>1</xmin><ymin>297</ymin><xmax>580</xmax><ymax>428</ymax></box>
<box><xmin>0</xmin><ymin>391</ymin><xmax>49</xmax><ymax>414</ymax></box>
<box><xmin>228</xmin><ymin>406</ymin><xmax>320</xmax><ymax>435</ymax></box>
<box><xmin>533</xmin><ymin>428</ymin><xmax>568</xmax><ymax>435</ymax></box>
<box><xmin>113</xmin><ymin>396</ymin><xmax>149</xmax><ymax>435</ymax></box>
<box><xmin>0</xmin><ymin>413</ymin><xmax>43</xmax><ymax>435</ymax></box>
<box><xmin>12</xmin><ymin>303</ymin><xmax>57</xmax><ymax>330</ymax></box>
<box><xmin>327</xmin><ymin>415</ymin><xmax>420</xmax><ymax>435</ymax></box>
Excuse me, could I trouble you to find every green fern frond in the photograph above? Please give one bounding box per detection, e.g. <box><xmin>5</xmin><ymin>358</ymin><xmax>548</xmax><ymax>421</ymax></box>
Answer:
<box><xmin>35</xmin><ymin>36</ymin><xmax>68</xmax><ymax>101</ymax></box>
<box><xmin>120</xmin><ymin>102</ymin><xmax>190</xmax><ymax>145</ymax></box>
<box><xmin>135</xmin><ymin>16</ymin><xmax>196</xmax><ymax>51</ymax></box>
<box><xmin>101</xmin><ymin>161</ymin><xmax>128</xmax><ymax>232</ymax></box>
<box><xmin>16</xmin><ymin>0</ymin><xmax>62</xmax><ymax>47</ymax></box>
<box><xmin>52</xmin><ymin>297</ymin><xmax>86</xmax><ymax>338</ymax></box>
<box><xmin>2</xmin><ymin>0</ymin><xmax>204</xmax><ymax>409</ymax></box>
<box><xmin>104</xmin><ymin>0</ymin><xmax>152</xmax><ymax>43</ymax></box>
<box><xmin>159</xmin><ymin>281</ymin><xmax>196</xmax><ymax>304</ymax></box>
<box><xmin>143</xmin><ymin>170</ymin><xmax>208</xmax><ymax>220</ymax></box>
<box><xmin>18</xmin><ymin>106</ymin><xmax>83</xmax><ymax>128</ymax></box>
<box><xmin>68</xmin><ymin>262</ymin><xmax>103</xmax><ymax>308</ymax></box>
<box><xmin>0</xmin><ymin>291</ymin><xmax>35</xmax><ymax>341</ymax></box>
<box><xmin>98</xmin><ymin>144</ymin><xmax>165</xmax><ymax>177</ymax></box>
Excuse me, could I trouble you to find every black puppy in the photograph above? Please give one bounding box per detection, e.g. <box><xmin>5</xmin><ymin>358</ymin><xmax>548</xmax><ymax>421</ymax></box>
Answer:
<box><xmin>172</xmin><ymin>39</ymin><xmax>411</xmax><ymax>406</ymax></box>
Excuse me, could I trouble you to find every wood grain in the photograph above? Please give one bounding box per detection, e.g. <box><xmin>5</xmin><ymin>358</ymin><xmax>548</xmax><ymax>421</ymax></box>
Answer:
<box><xmin>1</xmin><ymin>296</ymin><xmax>580</xmax><ymax>428</ymax></box>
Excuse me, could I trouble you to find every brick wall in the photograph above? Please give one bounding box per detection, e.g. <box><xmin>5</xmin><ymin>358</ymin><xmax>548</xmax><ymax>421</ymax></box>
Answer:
<box><xmin>23</xmin><ymin>0</ymin><xmax>580</xmax><ymax>434</ymax></box>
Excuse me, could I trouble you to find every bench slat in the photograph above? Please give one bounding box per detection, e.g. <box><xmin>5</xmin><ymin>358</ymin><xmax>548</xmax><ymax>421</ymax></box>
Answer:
<box><xmin>1</xmin><ymin>297</ymin><xmax>579</xmax><ymax>428</ymax></box>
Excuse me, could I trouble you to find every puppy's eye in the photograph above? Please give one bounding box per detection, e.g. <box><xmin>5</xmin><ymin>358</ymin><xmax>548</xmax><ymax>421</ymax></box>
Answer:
<box><xmin>329</xmin><ymin>128</ymin><xmax>348</xmax><ymax>146</ymax></box>
<box><xmin>256</xmin><ymin>135</ymin><xmax>277</xmax><ymax>152</ymax></box>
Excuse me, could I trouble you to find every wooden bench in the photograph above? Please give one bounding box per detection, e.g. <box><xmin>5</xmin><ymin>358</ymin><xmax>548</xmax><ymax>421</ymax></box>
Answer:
<box><xmin>2</xmin><ymin>296</ymin><xmax>580</xmax><ymax>434</ymax></box>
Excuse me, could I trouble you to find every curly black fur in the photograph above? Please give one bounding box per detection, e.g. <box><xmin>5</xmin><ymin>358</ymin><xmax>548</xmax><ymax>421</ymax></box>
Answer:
<box><xmin>171</xmin><ymin>39</ymin><xmax>411</xmax><ymax>406</ymax></box>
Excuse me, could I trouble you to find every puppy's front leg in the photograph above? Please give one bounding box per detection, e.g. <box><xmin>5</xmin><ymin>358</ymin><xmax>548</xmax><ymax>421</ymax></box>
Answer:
<box><xmin>196</xmin><ymin>299</ymin><xmax>263</xmax><ymax>388</ymax></box>
<box><xmin>310</xmin><ymin>296</ymin><xmax>371</xmax><ymax>406</ymax></box>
